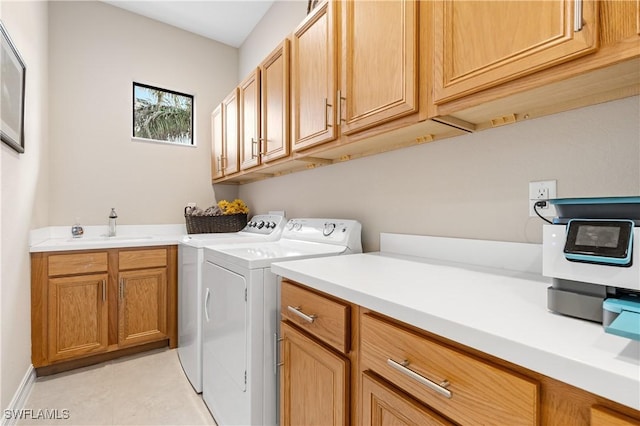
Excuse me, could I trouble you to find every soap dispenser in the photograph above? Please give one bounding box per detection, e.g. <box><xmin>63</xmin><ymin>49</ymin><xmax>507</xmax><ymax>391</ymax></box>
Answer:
<box><xmin>108</xmin><ymin>208</ymin><xmax>118</xmax><ymax>237</ymax></box>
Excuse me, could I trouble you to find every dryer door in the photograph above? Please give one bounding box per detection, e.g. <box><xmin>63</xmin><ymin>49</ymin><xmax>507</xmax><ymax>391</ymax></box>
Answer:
<box><xmin>203</xmin><ymin>261</ymin><xmax>247</xmax><ymax>392</ymax></box>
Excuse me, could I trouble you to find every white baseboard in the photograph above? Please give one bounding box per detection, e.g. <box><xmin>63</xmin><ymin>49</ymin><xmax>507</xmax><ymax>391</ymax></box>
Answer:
<box><xmin>2</xmin><ymin>365</ymin><xmax>36</xmax><ymax>426</ymax></box>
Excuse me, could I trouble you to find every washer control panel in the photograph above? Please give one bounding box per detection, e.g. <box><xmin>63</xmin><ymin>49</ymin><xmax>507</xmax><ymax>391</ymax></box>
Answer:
<box><xmin>243</xmin><ymin>214</ymin><xmax>286</xmax><ymax>235</ymax></box>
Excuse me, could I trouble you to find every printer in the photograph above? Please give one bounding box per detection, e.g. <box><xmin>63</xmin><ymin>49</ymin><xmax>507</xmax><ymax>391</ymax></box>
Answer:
<box><xmin>542</xmin><ymin>196</ymin><xmax>640</xmax><ymax>341</ymax></box>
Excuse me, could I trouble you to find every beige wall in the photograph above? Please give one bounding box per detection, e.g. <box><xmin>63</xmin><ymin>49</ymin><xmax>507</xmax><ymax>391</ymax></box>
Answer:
<box><xmin>237</xmin><ymin>96</ymin><xmax>640</xmax><ymax>252</ymax></box>
<box><xmin>48</xmin><ymin>1</ymin><xmax>238</xmax><ymax>226</ymax></box>
<box><xmin>238</xmin><ymin>0</ymin><xmax>307</xmax><ymax>79</ymax></box>
<box><xmin>1</xmin><ymin>0</ymin><xmax>49</xmax><ymax>409</ymax></box>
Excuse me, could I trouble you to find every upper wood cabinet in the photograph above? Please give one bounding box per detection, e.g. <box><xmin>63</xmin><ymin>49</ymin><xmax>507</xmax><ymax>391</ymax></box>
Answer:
<box><xmin>211</xmin><ymin>89</ymin><xmax>240</xmax><ymax>178</ymax></box>
<box><xmin>240</xmin><ymin>68</ymin><xmax>261</xmax><ymax>170</ymax></box>
<box><xmin>240</xmin><ymin>41</ymin><xmax>292</xmax><ymax>171</ymax></box>
<box><xmin>211</xmin><ymin>105</ymin><xmax>224</xmax><ymax>180</ymax></box>
<box><xmin>291</xmin><ymin>0</ymin><xmax>338</xmax><ymax>151</ymax></box>
<box><xmin>340</xmin><ymin>0</ymin><xmax>418</xmax><ymax>134</ymax></box>
<box><xmin>260</xmin><ymin>40</ymin><xmax>291</xmax><ymax>163</ymax></box>
<box><xmin>432</xmin><ymin>0</ymin><xmax>599</xmax><ymax>104</ymax></box>
<box><xmin>223</xmin><ymin>89</ymin><xmax>240</xmax><ymax>176</ymax></box>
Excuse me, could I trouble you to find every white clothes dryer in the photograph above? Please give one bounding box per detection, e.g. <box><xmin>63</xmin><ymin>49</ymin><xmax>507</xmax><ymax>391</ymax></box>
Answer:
<box><xmin>178</xmin><ymin>213</ymin><xmax>285</xmax><ymax>393</ymax></box>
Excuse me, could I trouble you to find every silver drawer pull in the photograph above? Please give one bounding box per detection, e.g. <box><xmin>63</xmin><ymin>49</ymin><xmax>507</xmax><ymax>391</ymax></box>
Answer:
<box><xmin>387</xmin><ymin>358</ymin><xmax>452</xmax><ymax>399</ymax></box>
<box><xmin>287</xmin><ymin>305</ymin><xmax>317</xmax><ymax>323</ymax></box>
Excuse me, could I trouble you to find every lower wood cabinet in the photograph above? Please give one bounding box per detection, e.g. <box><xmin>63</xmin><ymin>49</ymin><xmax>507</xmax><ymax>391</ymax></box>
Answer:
<box><xmin>361</xmin><ymin>372</ymin><xmax>452</xmax><ymax>426</ymax></box>
<box><xmin>280</xmin><ymin>279</ymin><xmax>640</xmax><ymax>426</ymax></box>
<box><xmin>31</xmin><ymin>246</ymin><xmax>177</xmax><ymax>374</ymax></box>
<box><xmin>118</xmin><ymin>268</ymin><xmax>167</xmax><ymax>347</ymax></box>
<box><xmin>280</xmin><ymin>321</ymin><xmax>349</xmax><ymax>426</ymax></box>
<box><xmin>47</xmin><ymin>273</ymin><xmax>109</xmax><ymax>363</ymax></box>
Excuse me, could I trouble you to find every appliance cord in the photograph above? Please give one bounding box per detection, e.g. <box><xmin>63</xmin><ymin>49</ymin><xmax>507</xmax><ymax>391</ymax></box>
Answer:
<box><xmin>534</xmin><ymin>201</ymin><xmax>554</xmax><ymax>224</ymax></box>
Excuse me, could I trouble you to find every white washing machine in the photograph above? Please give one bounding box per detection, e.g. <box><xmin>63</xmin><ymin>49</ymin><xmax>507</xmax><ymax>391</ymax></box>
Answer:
<box><xmin>178</xmin><ymin>213</ymin><xmax>286</xmax><ymax>393</ymax></box>
<box><xmin>201</xmin><ymin>218</ymin><xmax>362</xmax><ymax>425</ymax></box>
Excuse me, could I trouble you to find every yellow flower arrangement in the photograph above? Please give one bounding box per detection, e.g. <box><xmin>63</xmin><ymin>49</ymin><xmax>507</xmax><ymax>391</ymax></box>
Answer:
<box><xmin>217</xmin><ymin>199</ymin><xmax>249</xmax><ymax>215</ymax></box>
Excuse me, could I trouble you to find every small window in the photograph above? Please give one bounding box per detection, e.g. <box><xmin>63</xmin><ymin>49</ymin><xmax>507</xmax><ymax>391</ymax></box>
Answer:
<box><xmin>132</xmin><ymin>82</ymin><xmax>194</xmax><ymax>146</ymax></box>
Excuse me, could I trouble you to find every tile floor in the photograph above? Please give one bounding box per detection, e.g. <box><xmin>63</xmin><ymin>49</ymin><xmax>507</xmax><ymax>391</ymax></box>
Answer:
<box><xmin>19</xmin><ymin>348</ymin><xmax>216</xmax><ymax>426</ymax></box>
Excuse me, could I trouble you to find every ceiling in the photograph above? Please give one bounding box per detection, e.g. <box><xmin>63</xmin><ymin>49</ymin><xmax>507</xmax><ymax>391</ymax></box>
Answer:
<box><xmin>103</xmin><ymin>1</ymin><xmax>276</xmax><ymax>48</ymax></box>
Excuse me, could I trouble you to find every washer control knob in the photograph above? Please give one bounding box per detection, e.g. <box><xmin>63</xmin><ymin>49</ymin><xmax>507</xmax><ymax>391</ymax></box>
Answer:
<box><xmin>323</xmin><ymin>222</ymin><xmax>336</xmax><ymax>236</ymax></box>
<box><xmin>268</xmin><ymin>222</ymin><xmax>276</xmax><ymax>229</ymax></box>
<box><xmin>287</xmin><ymin>221</ymin><xmax>295</xmax><ymax>230</ymax></box>
<box><xmin>257</xmin><ymin>220</ymin><xmax>265</xmax><ymax>229</ymax></box>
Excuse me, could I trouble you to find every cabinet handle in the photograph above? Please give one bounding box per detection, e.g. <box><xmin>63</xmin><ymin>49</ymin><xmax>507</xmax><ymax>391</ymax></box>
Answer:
<box><xmin>337</xmin><ymin>90</ymin><xmax>346</xmax><ymax>124</ymax></box>
<box><xmin>217</xmin><ymin>156</ymin><xmax>222</xmax><ymax>173</ymax></box>
<box><xmin>287</xmin><ymin>305</ymin><xmax>317</xmax><ymax>323</ymax></box>
<box><xmin>324</xmin><ymin>98</ymin><xmax>333</xmax><ymax>129</ymax></box>
<box><xmin>204</xmin><ymin>288</ymin><xmax>211</xmax><ymax>322</ymax></box>
<box><xmin>101</xmin><ymin>279</ymin><xmax>106</xmax><ymax>303</ymax></box>
<box><xmin>259</xmin><ymin>138</ymin><xmax>267</xmax><ymax>157</ymax></box>
<box><xmin>221</xmin><ymin>155</ymin><xmax>228</xmax><ymax>171</ymax></box>
<box><xmin>119</xmin><ymin>278</ymin><xmax>124</xmax><ymax>300</ymax></box>
<box><xmin>251</xmin><ymin>138</ymin><xmax>259</xmax><ymax>159</ymax></box>
<box><xmin>273</xmin><ymin>333</ymin><xmax>279</xmax><ymax>375</ymax></box>
<box><xmin>574</xmin><ymin>0</ymin><xmax>583</xmax><ymax>31</ymax></box>
<box><xmin>387</xmin><ymin>358</ymin><xmax>452</xmax><ymax>399</ymax></box>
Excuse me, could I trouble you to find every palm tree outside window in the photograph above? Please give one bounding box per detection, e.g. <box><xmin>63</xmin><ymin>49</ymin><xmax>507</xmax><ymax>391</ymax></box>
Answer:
<box><xmin>132</xmin><ymin>82</ymin><xmax>194</xmax><ymax>146</ymax></box>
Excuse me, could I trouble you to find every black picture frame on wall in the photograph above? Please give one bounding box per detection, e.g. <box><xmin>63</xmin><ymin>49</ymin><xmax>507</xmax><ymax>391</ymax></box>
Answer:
<box><xmin>0</xmin><ymin>20</ymin><xmax>26</xmax><ymax>154</ymax></box>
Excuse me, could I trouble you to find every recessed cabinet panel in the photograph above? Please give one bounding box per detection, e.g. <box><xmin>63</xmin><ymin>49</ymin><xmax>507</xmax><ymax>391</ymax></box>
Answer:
<box><xmin>280</xmin><ymin>321</ymin><xmax>348</xmax><ymax>426</ymax></box>
<box><xmin>211</xmin><ymin>105</ymin><xmax>224</xmax><ymax>179</ymax></box>
<box><xmin>341</xmin><ymin>0</ymin><xmax>418</xmax><ymax>134</ymax></box>
<box><xmin>261</xmin><ymin>40</ymin><xmax>290</xmax><ymax>163</ymax></box>
<box><xmin>240</xmin><ymin>69</ymin><xmax>261</xmax><ymax>170</ymax></box>
<box><xmin>222</xmin><ymin>89</ymin><xmax>240</xmax><ymax>175</ymax></box>
<box><xmin>433</xmin><ymin>0</ymin><xmax>599</xmax><ymax>104</ymax></box>
<box><xmin>361</xmin><ymin>372</ymin><xmax>454</xmax><ymax>426</ymax></box>
<box><xmin>48</xmin><ymin>274</ymin><xmax>109</xmax><ymax>362</ymax></box>
<box><xmin>48</xmin><ymin>252</ymin><xmax>108</xmax><ymax>277</ymax></box>
<box><xmin>118</xmin><ymin>268</ymin><xmax>167</xmax><ymax>347</ymax></box>
<box><xmin>292</xmin><ymin>1</ymin><xmax>338</xmax><ymax>151</ymax></box>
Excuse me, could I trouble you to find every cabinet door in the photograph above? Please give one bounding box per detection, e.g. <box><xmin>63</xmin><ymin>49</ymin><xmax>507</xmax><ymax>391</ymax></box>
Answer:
<box><xmin>211</xmin><ymin>105</ymin><xmax>224</xmax><ymax>180</ymax></box>
<box><xmin>280</xmin><ymin>321</ymin><xmax>349</xmax><ymax>426</ymax></box>
<box><xmin>48</xmin><ymin>274</ymin><xmax>108</xmax><ymax>362</ymax></box>
<box><xmin>433</xmin><ymin>0</ymin><xmax>598</xmax><ymax>104</ymax></box>
<box><xmin>222</xmin><ymin>88</ymin><xmax>240</xmax><ymax>175</ymax></box>
<box><xmin>591</xmin><ymin>406</ymin><xmax>640</xmax><ymax>426</ymax></box>
<box><xmin>260</xmin><ymin>40</ymin><xmax>290</xmax><ymax>163</ymax></box>
<box><xmin>340</xmin><ymin>0</ymin><xmax>418</xmax><ymax>134</ymax></box>
<box><xmin>362</xmin><ymin>373</ymin><xmax>453</xmax><ymax>426</ymax></box>
<box><xmin>118</xmin><ymin>268</ymin><xmax>167</xmax><ymax>347</ymax></box>
<box><xmin>291</xmin><ymin>0</ymin><xmax>338</xmax><ymax>151</ymax></box>
<box><xmin>240</xmin><ymin>68</ymin><xmax>261</xmax><ymax>170</ymax></box>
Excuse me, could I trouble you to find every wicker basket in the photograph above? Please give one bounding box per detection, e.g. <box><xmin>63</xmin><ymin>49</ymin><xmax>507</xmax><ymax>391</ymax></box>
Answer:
<box><xmin>184</xmin><ymin>212</ymin><xmax>248</xmax><ymax>234</ymax></box>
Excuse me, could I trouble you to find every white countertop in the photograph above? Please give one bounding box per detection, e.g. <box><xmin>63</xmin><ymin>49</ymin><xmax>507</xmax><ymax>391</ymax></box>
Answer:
<box><xmin>29</xmin><ymin>224</ymin><xmax>186</xmax><ymax>252</ymax></box>
<box><xmin>271</xmin><ymin>252</ymin><xmax>640</xmax><ymax>410</ymax></box>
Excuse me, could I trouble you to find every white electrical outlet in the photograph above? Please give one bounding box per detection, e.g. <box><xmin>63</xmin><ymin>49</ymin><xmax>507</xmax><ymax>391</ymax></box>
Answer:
<box><xmin>529</xmin><ymin>180</ymin><xmax>557</xmax><ymax>217</ymax></box>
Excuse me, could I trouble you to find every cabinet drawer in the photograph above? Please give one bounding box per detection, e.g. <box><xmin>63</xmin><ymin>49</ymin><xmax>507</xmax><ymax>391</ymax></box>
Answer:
<box><xmin>48</xmin><ymin>252</ymin><xmax>108</xmax><ymax>277</ymax></box>
<box><xmin>281</xmin><ymin>280</ymin><xmax>350</xmax><ymax>353</ymax></box>
<box><xmin>360</xmin><ymin>313</ymin><xmax>539</xmax><ymax>425</ymax></box>
<box><xmin>119</xmin><ymin>248</ymin><xmax>167</xmax><ymax>270</ymax></box>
